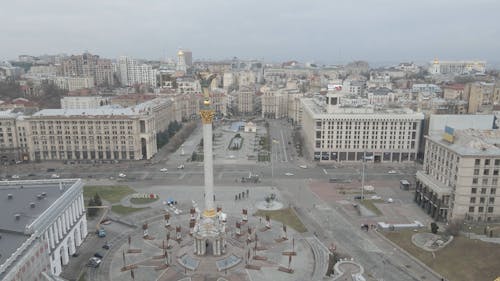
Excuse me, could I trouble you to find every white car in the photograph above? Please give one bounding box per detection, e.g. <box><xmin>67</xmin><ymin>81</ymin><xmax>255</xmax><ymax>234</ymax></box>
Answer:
<box><xmin>11</xmin><ymin>175</ymin><xmax>20</xmax><ymax>179</ymax></box>
<box><xmin>51</xmin><ymin>174</ymin><xmax>60</xmax><ymax>179</ymax></box>
<box><xmin>118</xmin><ymin>173</ymin><xmax>126</xmax><ymax>178</ymax></box>
<box><xmin>177</xmin><ymin>164</ymin><xmax>185</xmax><ymax>169</ymax></box>
<box><xmin>299</xmin><ymin>165</ymin><xmax>307</xmax><ymax>169</ymax></box>
<box><xmin>284</xmin><ymin>172</ymin><xmax>294</xmax><ymax>176</ymax></box>
<box><xmin>160</xmin><ymin>168</ymin><xmax>168</xmax><ymax>172</ymax></box>
<box><xmin>388</xmin><ymin>170</ymin><xmax>397</xmax><ymax>174</ymax></box>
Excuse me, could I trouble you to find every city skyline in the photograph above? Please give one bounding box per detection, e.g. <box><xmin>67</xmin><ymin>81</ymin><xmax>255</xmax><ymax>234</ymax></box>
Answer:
<box><xmin>1</xmin><ymin>0</ymin><xmax>499</xmax><ymax>65</ymax></box>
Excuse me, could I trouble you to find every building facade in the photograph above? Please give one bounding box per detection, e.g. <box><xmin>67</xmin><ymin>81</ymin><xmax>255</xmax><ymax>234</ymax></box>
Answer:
<box><xmin>117</xmin><ymin>56</ymin><xmax>156</xmax><ymax>87</ymax></box>
<box><xmin>61</xmin><ymin>96</ymin><xmax>109</xmax><ymax>109</ymax></box>
<box><xmin>0</xmin><ymin>110</ymin><xmax>29</xmax><ymax>164</ymax></box>
<box><xmin>24</xmin><ymin>107</ymin><xmax>157</xmax><ymax>161</ymax></box>
<box><xmin>301</xmin><ymin>91</ymin><xmax>424</xmax><ymax>162</ymax></box>
<box><xmin>415</xmin><ymin>129</ymin><xmax>500</xmax><ymax>222</ymax></box>
<box><xmin>0</xmin><ymin>179</ymin><xmax>87</xmax><ymax>280</ymax></box>
<box><xmin>60</xmin><ymin>52</ymin><xmax>114</xmax><ymax>86</ymax></box>
<box><xmin>237</xmin><ymin>86</ymin><xmax>255</xmax><ymax>115</ymax></box>
<box><xmin>428</xmin><ymin>59</ymin><xmax>486</xmax><ymax>75</ymax></box>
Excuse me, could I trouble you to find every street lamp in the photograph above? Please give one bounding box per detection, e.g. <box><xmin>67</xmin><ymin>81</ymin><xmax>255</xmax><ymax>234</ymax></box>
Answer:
<box><xmin>361</xmin><ymin>151</ymin><xmax>366</xmax><ymax>200</ymax></box>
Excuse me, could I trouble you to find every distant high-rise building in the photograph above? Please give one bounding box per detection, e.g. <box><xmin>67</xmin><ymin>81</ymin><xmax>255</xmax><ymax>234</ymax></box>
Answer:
<box><xmin>60</xmin><ymin>52</ymin><xmax>114</xmax><ymax>86</ymax></box>
<box><xmin>117</xmin><ymin>56</ymin><xmax>156</xmax><ymax>87</ymax></box>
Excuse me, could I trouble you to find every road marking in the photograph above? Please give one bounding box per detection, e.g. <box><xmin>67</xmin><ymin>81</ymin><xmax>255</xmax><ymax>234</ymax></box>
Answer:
<box><xmin>178</xmin><ymin>173</ymin><xmax>186</xmax><ymax>180</ymax></box>
<box><xmin>323</xmin><ymin>169</ymin><xmax>328</xmax><ymax>175</ymax></box>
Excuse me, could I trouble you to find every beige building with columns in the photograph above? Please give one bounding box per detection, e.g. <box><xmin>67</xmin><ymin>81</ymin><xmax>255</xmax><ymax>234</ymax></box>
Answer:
<box><xmin>415</xmin><ymin>129</ymin><xmax>500</xmax><ymax>222</ymax></box>
<box><xmin>22</xmin><ymin>106</ymin><xmax>157</xmax><ymax>161</ymax></box>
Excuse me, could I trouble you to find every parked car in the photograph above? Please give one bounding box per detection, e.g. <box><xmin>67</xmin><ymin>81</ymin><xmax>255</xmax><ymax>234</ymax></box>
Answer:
<box><xmin>11</xmin><ymin>174</ymin><xmax>20</xmax><ymax>179</ymax></box>
<box><xmin>299</xmin><ymin>165</ymin><xmax>307</xmax><ymax>169</ymax></box>
<box><xmin>94</xmin><ymin>252</ymin><xmax>103</xmax><ymax>259</ymax></box>
<box><xmin>388</xmin><ymin>170</ymin><xmax>397</xmax><ymax>174</ymax></box>
<box><xmin>47</xmin><ymin>168</ymin><xmax>56</xmax><ymax>172</ymax></box>
<box><xmin>177</xmin><ymin>164</ymin><xmax>185</xmax><ymax>169</ymax></box>
<box><xmin>51</xmin><ymin>174</ymin><xmax>60</xmax><ymax>178</ymax></box>
<box><xmin>354</xmin><ymin>195</ymin><xmax>364</xmax><ymax>200</ymax></box>
<box><xmin>118</xmin><ymin>173</ymin><xmax>126</xmax><ymax>178</ymax></box>
<box><xmin>160</xmin><ymin>168</ymin><xmax>168</xmax><ymax>172</ymax></box>
<box><xmin>284</xmin><ymin>172</ymin><xmax>294</xmax><ymax>176</ymax></box>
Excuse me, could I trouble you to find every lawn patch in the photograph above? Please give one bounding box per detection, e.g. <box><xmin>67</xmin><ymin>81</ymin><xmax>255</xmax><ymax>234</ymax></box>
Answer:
<box><xmin>84</xmin><ymin>185</ymin><xmax>135</xmax><ymax>204</ymax></box>
<box><xmin>384</xmin><ymin>229</ymin><xmax>500</xmax><ymax>281</ymax></box>
<box><xmin>360</xmin><ymin>199</ymin><xmax>383</xmax><ymax>215</ymax></box>
<box><xmin>111</xmin><ymin>205</ymin><xmax>148</xmax><ymax>215</ymax></box>
<box><xmin>254</xmin><ymin>208</ymin><xmax>307</xmax><ymax>233</ymax></box>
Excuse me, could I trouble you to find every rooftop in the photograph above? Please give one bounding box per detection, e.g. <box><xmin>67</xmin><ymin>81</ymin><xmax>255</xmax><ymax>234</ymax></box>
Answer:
<box><xmin>428</xmin><ymin>129</ymin><xmax>500</xmax><ymax>156</ymax></box>
<box><xmin>0</xmin><ymin>180</ymin><xmax>76</xmax><ymax>265</ymax></box>
<box><xmin>302</xmin><ymin>95</ymin><xmax>424</xmax><ymax>119</ymax></box>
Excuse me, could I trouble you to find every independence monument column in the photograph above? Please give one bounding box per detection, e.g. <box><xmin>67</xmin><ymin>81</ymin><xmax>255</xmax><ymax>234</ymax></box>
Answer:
<box><xmin>200</xmin><ymin>89</ymin><xmax>216</xmax><ymax>218</ymax></box>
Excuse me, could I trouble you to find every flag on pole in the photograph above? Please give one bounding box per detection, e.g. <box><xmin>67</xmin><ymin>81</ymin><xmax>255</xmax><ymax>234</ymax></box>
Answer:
<box><xmin>122</xmin><ymin>250</ymin><xmax>126</xmax><ymax>266</ymax></box>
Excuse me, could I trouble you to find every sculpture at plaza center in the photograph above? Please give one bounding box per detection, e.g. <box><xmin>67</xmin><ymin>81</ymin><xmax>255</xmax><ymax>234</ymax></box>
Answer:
<box><xmin>192</xmin><ymin>87</ymin><xmax>226</xmax><ymax>256</ymax></box>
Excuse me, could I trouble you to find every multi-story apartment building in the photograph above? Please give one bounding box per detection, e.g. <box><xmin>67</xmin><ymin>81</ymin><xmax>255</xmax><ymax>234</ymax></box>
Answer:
<box><xmin>464</xmin><ymin>82</ymin><xmax>495</xmax><ymax>113</ymax></box>
<box><xmin>428</xmin><ymin>59</ymin><xmax>486</xmax><ymax>75</ymax></box>
<box><xmin>60</xmin><ymin>96</ymin><xmax>109</xmax><ymax>109</ymax></box>
<box><xmin>52</xmin><ymin>77</ymin><xmax>95</xmax><ymax>91</ymax></box>
<box><xmin>23</xmin><ymin>106</ymin><xmax>157</xmax><ymax>161</ymax></box>
<box><xmin>0</xmin><ymin>109</ymin><xmax>29</xmax><ymax>164</ymax></box>
<box><xmin>208</xmin><ymin>88</ymin><xmax>228</xmax><ymax>117</ymax></box>
<box><xmin>261</xmin><ymin>86</ymin><xmax>288</xmax><ymax>119</ymax></box>
<box><xmin>60</xmin><ymin>53</ymin><xmax>114</xmax><ymax>86</ymax></box>
<box><xmin>237</xmin><ymin>85</ymin><xmax>255</xmax><ymax>115</ymax></box>
<box><xmin>117</xmin><ymin>56</ymin><xmax>156</xmax><ymax>87</ymax></box>
<box><xmin>415</xmin><ymin>128</ymin><xmax>500</xmax><ymax>222</ymax></box>
<box><xmin>301</xmin><ymin>91</ymin><xmax>424</xmax><ymax>162</ymax></box>
<box><xmin>176</xmin><ymin>77</ymin><xmax>201</xmax><ymax>94</ymax></box>
<box><xmin>443</xmin><ymin>84</ymin><xmax>465</xmax><ymax>100</ymax></box>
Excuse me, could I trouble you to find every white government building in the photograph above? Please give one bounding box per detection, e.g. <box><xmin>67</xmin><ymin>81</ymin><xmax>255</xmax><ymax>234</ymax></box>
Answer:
<box><xmin>0</xmin><ymin>179</ymin><xmax>87</xmax><ymax>280</ymax></box>
<box><xmin>301</xmin><ymin>90</ymin><xmax>424</xmax><ymax>162</ymax></box>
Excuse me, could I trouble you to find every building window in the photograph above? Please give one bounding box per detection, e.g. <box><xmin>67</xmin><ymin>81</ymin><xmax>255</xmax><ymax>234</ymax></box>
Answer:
<box><xmin>493</xmin><ymin>179</ymin><xmax>498</xmax><ymax>186</ymax></box>
<box><xmin>475</xmin><ymin>159</ymin><xmax>481</xmax><ymax>165</ymax></box>
<box><xmin>474</xmin><ymin>169</ymin><xmax>480</xmax><ymax>175</ymax></box>
<box><xmin>471</xmin><ymin>188</ymin><xmax>477</xmax><ymax>194</ymax></box>
<box><xmin>481</xmin><ymin>188</ymin><xmax>487</xmax><ymax>194</ymax></box>
<box><xmin>470</xmin><ymin>197</ymin><xmax>476</xmax><ymax>203</ymax></box>
<box><xmin>495</xmin><ymin>159</ymin><xmax>500</xmax><ymax>166</ymax></box>
<box><xmin>479</xmin><ymin>206</ymin><xmax>484</xmax><ymax>213</ymax></box>
<box><xmin>484</xmin><ymin>169</ymin><xmax>490</xmax><ymax>175</ymax></box>
<box><xmin>469</xmin><ymin>206</ymin><xmax>475</xmax><ymax>212</ymax></box>
<box><xmin>485</xmin><ymin>159</ymin><xmax>491</xmax><ymax>166</ymax></box>
<box><xmin>472</xmin><ymin>178</ymin><xmax>478</xmax><ymax>184</ymax></box>
<box><xmin>482</xmin><ymin>179</ymin><xmax>489</xmax><ymax>185</ymax></box>
<box><xmin>480</xmin><ymin>197</ymin><xmax>485</xmax><ymax>204</ymax></box>
<box><xmin>491</xmin><ymin>188</ymin><xmax>497</xmax><ymax>194</ymax></box>
<box><xmin>488</xmin><ymin>207</ymin><xmax>494</xmax><ymax>213</ymax></box>
<box><xmin>489</xmin><ymin>197</ymin><xmax>495</xmax><ymax>204</ymax></box>
<box><xmin>494</xmin><ymin>169</ymin><xmax>499</xmax><ymax>176</ymax></box>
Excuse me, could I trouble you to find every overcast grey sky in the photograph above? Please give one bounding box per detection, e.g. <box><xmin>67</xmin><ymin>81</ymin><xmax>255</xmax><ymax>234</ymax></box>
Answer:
<box><xmin>1</xmin><ymin>0</ymin><xmax>499</xmax><ymax>64</ymax></box>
